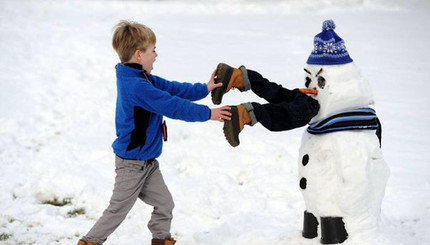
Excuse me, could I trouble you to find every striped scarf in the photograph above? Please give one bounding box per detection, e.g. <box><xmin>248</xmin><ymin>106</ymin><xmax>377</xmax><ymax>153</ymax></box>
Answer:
<box><xmin>307</xmin><ymin>108</ymin><xmax>382</xmax><ymax>147</ymax></box>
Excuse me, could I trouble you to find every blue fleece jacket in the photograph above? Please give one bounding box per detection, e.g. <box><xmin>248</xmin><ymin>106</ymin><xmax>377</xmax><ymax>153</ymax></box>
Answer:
<box><xmin>112</xmin><ymin>63</ymin><xmax>210</xmax><ymax>160</ymax></box>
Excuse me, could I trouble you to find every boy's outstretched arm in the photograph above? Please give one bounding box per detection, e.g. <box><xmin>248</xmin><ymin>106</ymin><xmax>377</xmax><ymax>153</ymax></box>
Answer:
<box><xmin>210</xmin><ymin>106</ymin><xmax>232</xmax><ymax>122</ymax></box>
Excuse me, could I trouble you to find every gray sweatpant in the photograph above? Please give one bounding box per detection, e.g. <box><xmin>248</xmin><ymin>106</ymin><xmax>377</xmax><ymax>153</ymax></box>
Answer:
<box><xmin>83</xmin><ymin>156</ymin><xmax>175</xmax><ymax>244</ymax></box>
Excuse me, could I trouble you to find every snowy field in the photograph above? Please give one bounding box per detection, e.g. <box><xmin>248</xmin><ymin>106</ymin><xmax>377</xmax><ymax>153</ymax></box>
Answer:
<box><xmin>1</xmin><ymin>0</ymin><xmax>430</xmax><ymax>244</ymax></box>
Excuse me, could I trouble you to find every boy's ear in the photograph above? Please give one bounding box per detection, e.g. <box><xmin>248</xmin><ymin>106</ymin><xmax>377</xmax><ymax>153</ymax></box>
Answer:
<box><xmin>133</xmin><ymin>49</ymin><xmax>141</xmax><ymax>60</ymax></box>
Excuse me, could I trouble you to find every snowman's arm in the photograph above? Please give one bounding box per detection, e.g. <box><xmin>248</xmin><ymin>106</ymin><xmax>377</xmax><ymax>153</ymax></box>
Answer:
<box><xmin>247</xmin><ymin>70</ymin><xmax>299</xmax><ymax>103</ymax></box>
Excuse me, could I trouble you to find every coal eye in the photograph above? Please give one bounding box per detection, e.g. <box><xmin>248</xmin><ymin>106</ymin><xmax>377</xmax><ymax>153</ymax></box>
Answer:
<box><xmin>305</xmin><ymin>77</ymin><xmax>311</xmax><ymax>88</ymax></box>
<box><xmin>317</xmin><ymin>76</ymin><xmax>326</xmax><ymax>89</ymax></box>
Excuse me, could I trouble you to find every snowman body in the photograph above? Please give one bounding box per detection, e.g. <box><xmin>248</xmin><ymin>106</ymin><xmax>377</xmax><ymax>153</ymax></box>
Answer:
<box><xmin>298</xmin><ymin>63</ymin><xmax>390</xmax><ymax>242</ymax></box>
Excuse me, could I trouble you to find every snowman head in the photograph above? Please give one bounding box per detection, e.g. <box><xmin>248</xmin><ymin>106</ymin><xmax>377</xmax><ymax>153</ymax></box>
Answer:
<box><xmin>304</xmin><ymin>20</ymin><xmax>374</xmax><ymax>123</ymax></box>
<box><xmin>304</xmin><ymin>63</ymin><xmax>374</xmax><ymax>123</ymax></box>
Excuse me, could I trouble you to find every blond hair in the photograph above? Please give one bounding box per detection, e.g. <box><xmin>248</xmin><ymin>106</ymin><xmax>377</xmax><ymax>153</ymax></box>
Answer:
<box><xmin>112</xmin><ymin>20</ymin><xmax>156</xmax><ymax>63</ymax></box>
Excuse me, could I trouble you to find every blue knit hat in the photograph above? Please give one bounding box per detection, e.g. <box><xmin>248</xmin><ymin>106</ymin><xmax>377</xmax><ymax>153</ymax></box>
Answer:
<box><xmin>306</xmin><ymin>20</ymin><xmax>353</xmax><ymax>65</ymax></box>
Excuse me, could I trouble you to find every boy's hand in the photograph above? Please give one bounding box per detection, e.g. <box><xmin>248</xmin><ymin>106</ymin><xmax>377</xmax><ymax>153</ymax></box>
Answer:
<box><xmin>210</xmin><ymin>106</ymin><xmax>232</xmax><ymax>122</ymax></box>
<box><xmin>207</xmin><ymin>69</ymin><xmax>222</xmax><ymax>92</ymax></box>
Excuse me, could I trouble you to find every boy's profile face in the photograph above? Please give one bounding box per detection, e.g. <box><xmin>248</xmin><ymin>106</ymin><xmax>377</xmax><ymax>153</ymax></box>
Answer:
<box><xmin>138</xmin><ymin>43</ymin><xmax>157</xmax><ymax>74</ymax></box>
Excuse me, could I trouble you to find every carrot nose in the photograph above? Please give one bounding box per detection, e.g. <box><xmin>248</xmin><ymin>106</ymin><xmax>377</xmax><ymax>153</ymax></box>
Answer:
<box><xmin>299</xmin><ymin>88</ymin><xmax>318</xmax><ymax>95</ymax></box>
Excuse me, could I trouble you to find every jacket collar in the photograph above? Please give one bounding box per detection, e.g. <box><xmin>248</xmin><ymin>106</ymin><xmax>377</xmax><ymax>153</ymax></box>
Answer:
<box><xmin>116</xmin><ymin>63</ymin><xmax>153</xmax><ymax>84</ymax></box>
<box><xmin>123</xmin><ymin>63</ymin><xmax>143</xmax><ymax>70</ymax></box>
<box><xmin>116</xmin><ymin>63</ymin><xmax>149</xmax><ymax>76</ymax></box>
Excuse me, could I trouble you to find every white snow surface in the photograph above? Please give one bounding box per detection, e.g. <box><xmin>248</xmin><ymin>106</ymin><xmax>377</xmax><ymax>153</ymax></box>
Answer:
<box><xmin>1</xmin><ymin>0</ymin><xmax>429</xmax><ymax>244</ymax></box>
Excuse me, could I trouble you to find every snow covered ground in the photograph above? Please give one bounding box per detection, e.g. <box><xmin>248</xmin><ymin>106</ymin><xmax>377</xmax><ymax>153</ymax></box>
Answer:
<box><xmin>1</xmin><ymin>0</ymin><xmax>429</xmax><ymax>244</ymax></box>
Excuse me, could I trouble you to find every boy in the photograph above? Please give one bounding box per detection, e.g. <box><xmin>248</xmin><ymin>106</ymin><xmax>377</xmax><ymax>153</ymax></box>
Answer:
<box><xmin>211</xmin><ymin>63</ymin><xmax>319</xmax><ymax>147</ymax></box>
<box><xmin>78</xmin><ymin>20</ymin><xmax>231</xmax><ymax>245</ymax></box>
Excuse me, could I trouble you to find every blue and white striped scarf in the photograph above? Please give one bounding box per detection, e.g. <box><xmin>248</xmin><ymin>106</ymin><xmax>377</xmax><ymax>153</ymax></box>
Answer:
<box><xmin>307</xmin><ymin>108</ymin><xmax>382</xmax><ymax>146</ymax></box>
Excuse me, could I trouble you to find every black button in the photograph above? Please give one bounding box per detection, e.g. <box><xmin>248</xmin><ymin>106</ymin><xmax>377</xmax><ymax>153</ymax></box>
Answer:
<box><xmin>302</xmin><ymin>154</ymin><xmax>309</xmax><ymax>166</ymax></box>
<box><xmin>300</xmin><ymin>177</ymin><xmax>307</xmax><ymax>189</ymax></box>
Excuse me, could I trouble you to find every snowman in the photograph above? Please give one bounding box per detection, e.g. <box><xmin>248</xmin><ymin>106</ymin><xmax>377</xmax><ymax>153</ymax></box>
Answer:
<box><xmin>297</xmin><ymin>20</ymin><xmax>390</xmax><ymax>244</ymax></box>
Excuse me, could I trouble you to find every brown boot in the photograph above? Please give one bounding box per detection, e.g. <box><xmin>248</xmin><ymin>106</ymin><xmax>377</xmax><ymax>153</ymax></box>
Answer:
<box><xmin>77</xmin><ymin>239</ymin><xmax>99</xmax><ymax>245</ymax></box>
<box><xmin>152</xmin><ymin>238</ymin><xmax>176</xmax><ymax>245</ymax></box>
<box><xmin>223</xmin><ymin>104</ymin><xmax>251</xmax><ymax>147</ymax></box>
<box><xmin>211</xmin><ymin>63</ymin><xmax>245</xmax><ymax>105</ymax></box>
